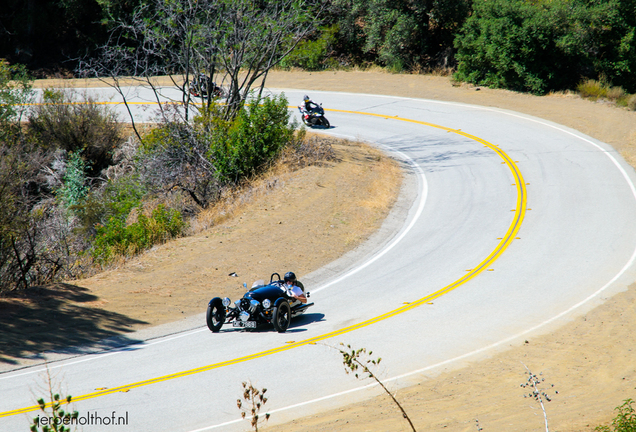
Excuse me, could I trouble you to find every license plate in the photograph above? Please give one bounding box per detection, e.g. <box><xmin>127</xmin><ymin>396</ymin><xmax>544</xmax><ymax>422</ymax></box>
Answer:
<box><xmin>233</xmin><ymin>321</ymin><xmax>256</xmax><ymax>328</ymax></box>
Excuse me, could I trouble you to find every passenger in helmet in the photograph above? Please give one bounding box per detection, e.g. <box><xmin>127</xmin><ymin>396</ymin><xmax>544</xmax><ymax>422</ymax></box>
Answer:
<box><xmin>284</xmin><ymin>271</ymin><xmax>307</xmax><ymax>304</ymax></box>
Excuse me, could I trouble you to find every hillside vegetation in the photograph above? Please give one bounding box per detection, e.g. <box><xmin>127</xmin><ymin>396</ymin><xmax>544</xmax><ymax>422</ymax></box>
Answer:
<box><xmin>1</xmin><ymin>0</ymin><xmax>635</xmax><ymax>96</ymax></box>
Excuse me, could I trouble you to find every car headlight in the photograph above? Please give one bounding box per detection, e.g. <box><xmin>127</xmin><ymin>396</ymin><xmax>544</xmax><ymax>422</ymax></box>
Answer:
<box><xmin>262</xmin><ymin>299</ymin><xmax>271</xmax><ymax>309</ymax></box>
<box><xmin>222</xmin><ymin>297</ymin><xmax>231</xmax><ymax>307</ymax></box>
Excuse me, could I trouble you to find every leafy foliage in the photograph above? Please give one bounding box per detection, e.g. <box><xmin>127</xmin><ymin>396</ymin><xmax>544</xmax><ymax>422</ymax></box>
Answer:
<box><xmin>280</xmin><ymin>25</ymin><xmax>339</xmax><ymax>70</ymax></box>
<box><xmin>92</xmin><ymin>204</ymin><xmax>184</xmax><ymax>264</ymax></box>
<box><xmin>210</xmin><ymin>95</ymin><xmax>296</xmax><ymax>183</ymax></box>
<box><xmin>30</xmin><ymin>393</ymin><xmax>78</xmax><ymax>432</ymax></box>
<box><xmin>332</xmin><ymin>0</ymin><xmax>472</xmax><ymax>71</ymax></box>
<box><xmin>455</xmin><ymin>0</ymin><xmax>636</xmax><ymax>94</ymax></box>
<box><xmin>57</xmin><ymin>151</ymin><xmax>89</xmax><ymax>209</ymax></box>
<box><xmin>0</xmin><ymin>60</ymin><xmax>34</xmax><ymax>139</ymax></box>
<box><xmin>137</xmin><ymin>94</ymin><xmax>296</xmax><ymax>209</ymax></box>
<box><xmin>596</xmin><ymin>399</ymin><xmax>636</xmax><ymax>432</ymax></box>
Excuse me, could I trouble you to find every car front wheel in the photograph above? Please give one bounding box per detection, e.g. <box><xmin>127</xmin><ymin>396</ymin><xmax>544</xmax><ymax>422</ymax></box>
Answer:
<box><xmin>206</xmin><ymin>298</ymin><xmax>225</xmax><ymax>332</ymax></box>
<box><xmin>272</xmin><ymin>301</ymin><xmax>291</xmax><ymax>333</ymax></box>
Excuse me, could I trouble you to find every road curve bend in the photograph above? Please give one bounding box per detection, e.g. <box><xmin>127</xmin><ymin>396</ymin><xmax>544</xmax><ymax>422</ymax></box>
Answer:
<box><xmin>1</xmin><ymin>88</ymin><xmax>636</xmax><ymax>432</ymax></box>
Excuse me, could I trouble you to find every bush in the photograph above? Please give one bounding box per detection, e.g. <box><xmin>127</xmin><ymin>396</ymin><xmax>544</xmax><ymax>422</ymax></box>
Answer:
<box><xmin>279</xmin><ymin>25</ymin><xmax>338</xmax><ymax>70</ymax></box>
<box><xmin>596</xmin><ymin>399</ymin><xmax>636</xmax><ymax>432</ymax></box>
<box><xmin>57</xmin><ymin>151</ymin><xmax>89</xmax><ymax>209</ymax></box>
<box><xmin>210</xmin><ymin>94</ymin><xmax>296</xmax><ymax>183</ymax></box>
<box><xmin>0</xmin><ymin>139</ymin><xmax>67</xmax><ymax>291</ymax></box>
<box><xmin>628</xmin><ymin>95</ymin><xmax>636</xmax><ymax>111</ymax></box>
<box><xmin>92</xmin><ymin>204</ymin><xmax>185</xmax><ymax>264</ymax></box>
<box><xmin>138</xmin><ymin>120</ymin><xmax>223</xmax><ymax>209</ymax></box>
<box><xmin>332</xmin><ymin>0</ymin><xmax>471</xmax><ymax>71</ymax></box>
<box><xmin>28</xmin><ymin>89</ymin><xmax>124</xmax><ymax>177</ymax></box>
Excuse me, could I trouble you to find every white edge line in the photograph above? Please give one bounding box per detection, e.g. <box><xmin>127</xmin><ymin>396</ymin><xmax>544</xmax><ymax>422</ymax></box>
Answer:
<box><xmin>311</xmin><ymin>143</ymin><xmax>428</xmax><ymax>294</ymax></box>
<box><xmin>0</xmin><ymin>328</ymin><xmax>207</xmax><ymax>380</ymax></box>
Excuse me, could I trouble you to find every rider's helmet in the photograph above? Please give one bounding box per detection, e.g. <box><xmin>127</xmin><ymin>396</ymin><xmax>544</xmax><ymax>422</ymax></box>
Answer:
<box><xmin>303</xmin><ymin>95</ymin><xmax>310</xmax><ymax>102</ymax></box>
<box><xmin>284</xmin><ymin>271</ymin><xmax>297</xmax><ymax>284</ymax></box>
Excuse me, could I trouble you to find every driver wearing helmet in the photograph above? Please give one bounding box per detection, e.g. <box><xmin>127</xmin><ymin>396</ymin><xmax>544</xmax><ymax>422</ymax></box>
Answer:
<box><xmin>302</xmin><ymin>95</ymin><xmax>319</xmax><ymax>114</ymax></box>
<box><xmin>284</xmin><ymin>271</ymin><xmax>307</xmax><ymax>304</ymax></box>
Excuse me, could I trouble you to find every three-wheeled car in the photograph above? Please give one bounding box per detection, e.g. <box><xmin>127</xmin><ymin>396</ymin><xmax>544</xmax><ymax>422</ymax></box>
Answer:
<box><xmin>206</xmin><ymin>273</ymin><xmax>314</xmax><ymax>333</ymax></box>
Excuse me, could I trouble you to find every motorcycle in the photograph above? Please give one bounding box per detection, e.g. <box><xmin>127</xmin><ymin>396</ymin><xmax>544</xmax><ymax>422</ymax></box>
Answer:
<box><xmin>298</xmin><ymin>103</ymin><xmax>330</xmax><ymax>128</ymax></box>
<box><xmin>189</xmin><ymin>74</ymin><xmax>224</xmax><ymax>99</ymax></box>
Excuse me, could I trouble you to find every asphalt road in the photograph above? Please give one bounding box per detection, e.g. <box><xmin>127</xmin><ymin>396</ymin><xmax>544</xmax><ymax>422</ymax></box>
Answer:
<box><xmin>2</xmin><ymin>87</ymin><xmax>636</xmax><ymax>431</ymax></box>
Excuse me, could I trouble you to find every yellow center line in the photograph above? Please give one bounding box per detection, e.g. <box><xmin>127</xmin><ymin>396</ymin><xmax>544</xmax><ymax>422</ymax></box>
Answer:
<box><xmin>1</xmin><ymin>108</ymin><xmax>526</xmax><ymax>418</ymax></box>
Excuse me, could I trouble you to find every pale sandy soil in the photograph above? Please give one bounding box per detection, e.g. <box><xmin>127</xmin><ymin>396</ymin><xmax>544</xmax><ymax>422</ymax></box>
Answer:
<box><xmin>17</xmin><ymin>71</ymin><xmax>636</xmax><ymax>431</ymax></box>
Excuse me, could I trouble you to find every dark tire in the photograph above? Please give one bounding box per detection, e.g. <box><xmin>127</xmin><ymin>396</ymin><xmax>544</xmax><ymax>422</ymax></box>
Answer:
<box><xmin>272</xmin><ymin>300</ymin><xmax>291</xmax><ymax>333</ymax></box>
<box><xmin>206</xmin><ymin>298</ymin><xmax>225</xmax><ymax>332</ymax></box>
<box><xmin>321</xmin><ymin>117</ymin><xmax>330</xmax><ymax>128</ymax></box>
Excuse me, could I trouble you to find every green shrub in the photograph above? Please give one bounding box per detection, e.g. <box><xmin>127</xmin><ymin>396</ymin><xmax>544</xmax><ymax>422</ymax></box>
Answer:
<box><xmin>92</xmin><ymin>204</ymin><xmax>184</xmax><ymax>264</ymax></box>
<box><xmin>280</xmin><ymin>25</ymin><xmax>338</xmax><ymax>71</ymax></box>
<box><xmin>74</xmin><ymin>174</ymin><xmax>146</xmax><ymax>239</ymax></box>
<box><xmin>57</xmin><ymin>151</ymin><xmax>89</xmax><ymax>209</ymax></box>
<box><xmin>596</xmin><ymin>399</ymin><xmax>636</xmax><ymax>432</ymax></box>
<box><xmin>209</xmin><ymin>94</ymin><xmax>295</xmax><ymax>183</ymax></box>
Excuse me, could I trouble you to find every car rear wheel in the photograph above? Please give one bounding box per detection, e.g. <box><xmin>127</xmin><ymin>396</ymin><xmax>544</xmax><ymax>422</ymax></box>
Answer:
<box><xmin>272</xmin><ymin>300</ymin><xmax>291</xmax><ymax>333</ymax></box>
<box><xmin>206</xmin><ymin>298</ymin><xmax>225</xmax><ymax>332</ymax></box>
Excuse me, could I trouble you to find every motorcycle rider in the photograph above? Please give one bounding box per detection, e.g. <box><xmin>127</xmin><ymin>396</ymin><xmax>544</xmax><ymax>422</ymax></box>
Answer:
<box><xmin>284</xmin><ymin>271</ymin><xmax>307</xmax><ymax>304</ymax></box>
<box><xmin>302</xmin><ymin>95</ymin><xmax>319</xmax><ymax>114</ymax></box>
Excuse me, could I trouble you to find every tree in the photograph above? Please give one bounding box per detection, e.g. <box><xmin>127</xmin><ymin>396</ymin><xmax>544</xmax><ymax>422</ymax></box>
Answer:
<box><xmin>0</xmin><ymin>0</ymin><xmax>110</xmax><ymax>74</ymax></box>
<box><xmin>454</xmin><ymin>0</ymin><xmax>636</xmax><ymax>94</ymax></box>
<box><xmin>332</xmin><ymin>0</ymin><xmax>472</xmax><ymax>71</ymax></box>
<box><xmin>80</xmin><ymin>0</ymin><xmax>326</xmax><ymax>130</ymax></box>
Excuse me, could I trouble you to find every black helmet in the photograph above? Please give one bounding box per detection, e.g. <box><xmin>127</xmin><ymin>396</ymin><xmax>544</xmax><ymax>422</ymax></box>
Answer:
<box><xmin>284</xmin><ymin>271</ymin><xmax>296</xmax><ymax>283</ymax></box>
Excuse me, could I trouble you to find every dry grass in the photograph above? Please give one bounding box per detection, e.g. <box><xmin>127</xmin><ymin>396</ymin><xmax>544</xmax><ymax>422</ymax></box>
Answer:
<box><xmin>576</xmin><ymin>79</ymin><xmax>631</xmax><ymax>103</ymax></box>
<box><xmin>577</xmin><ymin>79</ymin><xmax>609</xmax><ymax>99</ymax></box>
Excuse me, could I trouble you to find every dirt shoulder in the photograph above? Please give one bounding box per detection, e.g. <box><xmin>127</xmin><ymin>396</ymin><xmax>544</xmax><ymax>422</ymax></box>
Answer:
<box><xmin>0</xmin><ymin>139</ymin><xmax>402</xmax><ymax>368</ymax></box>
<box><xmin>19</xmin><ymin>71</ymin><xmax>636</xmax><ymax>431</ymax></box>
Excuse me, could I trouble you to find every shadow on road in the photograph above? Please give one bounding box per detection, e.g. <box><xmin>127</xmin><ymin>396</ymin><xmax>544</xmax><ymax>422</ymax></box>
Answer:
<box><xmin>0</xmin><ymin>283</ymin><xmax>147</xmax><ymax>365</ymax></box>
<box><xmin>290</xmin><ymin>312</ymin><xmax>325</xmax><ymax>328</ymax></box>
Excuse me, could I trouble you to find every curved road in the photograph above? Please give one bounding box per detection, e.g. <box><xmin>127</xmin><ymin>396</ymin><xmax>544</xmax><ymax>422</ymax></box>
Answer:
<box><xmin>2</xmin><ymin>88</ymin><xmax>636</xmax><ymax>431</ymax></box>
